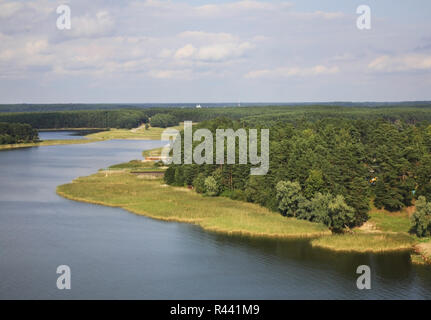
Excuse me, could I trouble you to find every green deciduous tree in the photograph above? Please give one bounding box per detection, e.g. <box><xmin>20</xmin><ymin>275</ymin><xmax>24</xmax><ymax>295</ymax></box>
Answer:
<box><xmin>326</xmin><ymin>195</ymin><xmax>355</xmax><ymax>233</ymax></box>
<box><xmin>304</xmin><ymin>169</ymin><xmax>324</xmax><ymax>199</ymax></box>
<box><xmin>411</xmin><ymin>196</ymin><xmax>431</xmax><ymax>237</ymax></box>
<box><xmin>193</xmin><ymin>173</ymin><xmax>206</xmax><ymax>194</ymax></box>
<box><xmin>204</xmin><ymin>176</ymin><xmax>221</xmax><ymax>196</ymax></box>
<box><xmin>276</xmin><ymin>180</ymin><xmax>302</xmax><ymax>217</ymax></box>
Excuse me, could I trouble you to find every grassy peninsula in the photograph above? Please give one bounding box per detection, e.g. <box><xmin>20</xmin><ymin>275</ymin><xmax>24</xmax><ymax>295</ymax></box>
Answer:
<box><xmin>56</xmin><ymin>162</ymin><xmax>429</xmax><ymax>262</ymax></box>
<box><xmin>54</xmin><ymin>155</ymin><xmax>431</xmax><ymax>264</ymax></box>
<box><xmin>311</xmin><ymin>233</ymin><xmax>415</xmax><ymax>253</ymax></box>
<box><xmin>85</xmin><ymin>124</ymin><xmax>182</xmax><ymax>141</ymax></box>
<box><xmin>57</xmin><ymin>171</ymin><xmax>330</xmax><ymax>239</ymax></box>
<box><xmin>310</xmin><ymin>204</ymin><xmax>431</xmax><ymax>260</ymax></box>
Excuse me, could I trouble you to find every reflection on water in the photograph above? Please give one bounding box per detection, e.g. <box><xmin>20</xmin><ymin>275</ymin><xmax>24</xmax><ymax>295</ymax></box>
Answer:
<box><xmin>38</xmin><ymin>130</ymin><xmax>105</xmax><ymax>141</ymax></box>
<box><xmin>0</xmin><ymin>132</ymin><xmax>430</xmax><ymax>299</ymax></box>
<box><xmin>38</xmin><ymin>131</ymin><xmax>87</xmax><ymax>140</ymax></box>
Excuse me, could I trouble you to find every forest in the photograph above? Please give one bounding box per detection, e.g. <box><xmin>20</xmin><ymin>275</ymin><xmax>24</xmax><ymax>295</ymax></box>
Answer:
<box><xmin>3</xmin><ymin>104</ymin><xmax>431</xmax><ymax>130</ymax></box>
<box><xmin>163</xmin><ymin>116</ymin><xmax>431</xmax><ymax>233</ymax></box>
<box><xmin>0</xmin><ymin>122</ymin><xmax>39</xmax><ymax>144</ymax></box>
<box><xmin>0</xmin><ymin>109</ymin><xmax>150</xmax><ymax>129</ymax></box>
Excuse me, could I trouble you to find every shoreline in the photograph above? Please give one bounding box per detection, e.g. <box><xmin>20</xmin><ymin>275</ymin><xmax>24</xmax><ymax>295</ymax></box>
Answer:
<box><xmin>55</xmin><ymin>171</ymin><xmax>429</xmax><ymax>260</ymax></box>
<box><xmin>56</xmin><ymin>187</ymin><xmax>331</xmax><ymax>240</ymax></box>
<box><xmin>0</xmin><ymin>139</ymin><xmax>99</xmax><ymax>151</ymax></box>
<box><xmin>0</xmin><ymin>125</ymin><xmax>174</xmax><ymax>150</ymax></box>
<box><xmin>310</xmin><ymin>233</ymin><xmax>415</xmax><ymax>253</ymax></box>
<box><xmin>414</xmin><ymin>243</ymin><xmax>431</xmax><ymax>264</ymax></box>
<box><xmin>56</xmin><ymin>172</ymin><xmax>331</xmax><ymax>240</ymax></box>
<box><xmin>56</xmin><ymin>185</ymin><xmax>420</xmax><ymax>253</ymax></box>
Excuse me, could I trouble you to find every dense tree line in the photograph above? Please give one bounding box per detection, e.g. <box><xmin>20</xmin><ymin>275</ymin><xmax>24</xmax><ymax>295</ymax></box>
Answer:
<box><xmin>164</xmin><ymin>117</ymin><xmax>431</xmax><ymax>231</ymax></box>
<box><xmin>0</xmin><ymin>122</ymin><xmax>38</xmax><ymax>144</ymax></box>
<box><xmin>3</xmin><ymin>105</ymin><xmax>431</xmax><ymax>130</ymax></box>
<box><xmin>0</xmin><ymin>110</ymin><xmax>149</xmax><ymax>129</ymax></box>
<box><xmin>150</xmin><ymin>113</ymin><xmax>178</xmax><ymax>128</ymax></box>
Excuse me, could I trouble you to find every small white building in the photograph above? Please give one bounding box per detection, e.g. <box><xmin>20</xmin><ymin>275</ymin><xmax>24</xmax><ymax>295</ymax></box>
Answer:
<box><xmin>196</xmin><ymin>104</ymin><xmax>202</xmax><ymax>109</ymax></box>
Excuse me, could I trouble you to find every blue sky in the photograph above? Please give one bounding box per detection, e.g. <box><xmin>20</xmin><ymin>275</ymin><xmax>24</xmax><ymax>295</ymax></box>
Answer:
<box><xmin>0</xmin><ymin>0</ymin><xmax>430</xmax><ymax>103</ymax></box>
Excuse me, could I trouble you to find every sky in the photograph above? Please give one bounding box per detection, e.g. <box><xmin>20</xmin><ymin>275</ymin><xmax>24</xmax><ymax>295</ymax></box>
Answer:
<box><xmin>0</xmin><ymin>0</ymin><xmax>431</xmax><ymax>103</ymax></box>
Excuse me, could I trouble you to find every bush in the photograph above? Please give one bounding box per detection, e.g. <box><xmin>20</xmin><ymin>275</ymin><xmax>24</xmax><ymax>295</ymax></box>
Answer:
<box><xmin>193</xmin><ymin>173</ymin><xmax>206</xmax><ymax>194</ymax></box>
<box><xmin>297</xmin><ymin>192</ymin><xmax>332</xmax><ymax>223</ymax></box>
<box><xmin>205</xmin><ymin>176</ymin><xmax>221</xmax><ymax>196</ymax></box>
<box><xmin>326</xmin><ymin>195</ymin><xmax>355</xmax><ymax>233</ymax></box>
<box><xmin>245</xmin><ymin>176</ymin><xmax>270</xmax><ymax>206</ymax></box>
<box><xmin>174</xmin><ymin>167</ymin><xmax>185</xmax><ymax>186</ymax></box>
<box><xmin>164</xmin><ymin>167</ymin><xmax>175</xmax><ymax>184</ymax></box>
<box><xmin>411</xmin><ymin>196</ymin><xmax>431</xmax><ymax>237</ymax></box>
<box><xmin>275</xmin><ymin>180</ymin><xmax>302</xmax><ymax>217</ymax></box>
<box><xmin>230</xmin><ymin>189</ymin><xmax>246</xmax><ymax>201</ymax></box>
<box><xmin>278</xmin><ymin>186</ymin><xmax>355</xmax><ymax>233</ymax></box>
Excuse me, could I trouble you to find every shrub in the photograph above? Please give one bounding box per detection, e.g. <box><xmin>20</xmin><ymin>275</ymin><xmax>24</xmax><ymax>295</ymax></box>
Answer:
<box><xmin>411</xmin><ymin>196</ymin><xmax>431</xmax><ymax>237</ymax></box>
<box><xmin>326</xmin><ymin>195</ymin><xmax>355</xmax><ymax>233</ymax></box>
<box><xmin>193</xmin><ymin>173</ymin><xmax>206</xmax><ymax>194</ymax></box>
<box><xmin>245</xmin><ymin>176</ymin><xmax>270</xmax><ymax>206</ymax></box>
<box><xmin>205</xmin><ymin>176</ymin><xmax>221</xmax><ymax>196</ymax></box>
<box><xmin>164</xmin><ymin>167</ymin><xmax>175</xmax><ymax>184</ymax></box>
<box><xmin>230</xmin><ymin>189</ymin><xmax>246</xmax><ymax>201</ymax></box>
<box><xmin>275</xmin><ymin>180</ymin><xmax>302</xmax><ymax>217</ymax></box>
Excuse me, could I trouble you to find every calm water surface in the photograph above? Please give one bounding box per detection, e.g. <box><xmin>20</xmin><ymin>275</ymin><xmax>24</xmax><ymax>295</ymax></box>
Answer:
<box><xmin>0</xmin><ymin>132</ymin><xmax>430</xmax><ymax>299</ymax></box>
<box><xmin>38</xmin><ymin>131</ymin><xmax>88</xmax><ymax>140</ymax></box>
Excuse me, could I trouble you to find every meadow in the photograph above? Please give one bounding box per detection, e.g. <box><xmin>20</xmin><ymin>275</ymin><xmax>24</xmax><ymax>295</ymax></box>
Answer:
<box><xmin>57</xmin><ymin>172</ymin><xmax>330</xmax><ymax>239</ymax></box>
<box><xmin>57</xmin><ymin>168</ymin><xmax>430</xmax><ymax>263</ymax></box>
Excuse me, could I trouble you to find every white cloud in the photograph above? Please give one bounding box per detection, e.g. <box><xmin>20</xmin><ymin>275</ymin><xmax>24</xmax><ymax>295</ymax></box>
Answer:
<box><xmin>0</xmin><ymin>1</ymin><xmax>22</xmax><ymax>18</ymax></box>
<box><xmin>245</xmin><ymin>65</ymin><xmax>340</xmax><ymax>79</ymax></box>
<box><xmin>159</xmin><ymin>49</ymin><xmax>172</xmax><ymax>58</ymax></box>
<box><xmin>70</xmin><ymin>11</ymin><xmax>115</xmax><ymax>38</ymax></box>
<box><xmin>196</xmin><ymin>42</ymin><xmax>253</xmax><ymax>61</ymax></box>
<box><xmin>195</xmin><ymin>1</ymin><xmax>293</xmax><ymax>16</ymax></box>
<box><xmin>309</xmin><ymin>11</ymin><xmax>344</xmax><ymax>20</ymax></box>
<box><xmin>173</xmin><ymin>31</ymin><xmax>254</xmax><ymax>62</ymax></box>
<box><xmin>148</xmin><ymin>69</ymin><xmax>191</xmax><ymax>79</ymax></box>
<box><xmin>25</xmin><ymin>40</ymin><xmax>49</xmax><ymax>55</ymax></box>
<box><xmin>175</xmin><ymin>44</ymin><xmax>197</xmax><ymax>59</ymax></box>
<box><xmin>179</xmin><ymin>31</ymin><xmax>237</xmax><ymax>43</ymax></box>
<box><xmin>368</xmin><ymin>54</ymin><xmax>431</xmax><ymax>72</ymax></box>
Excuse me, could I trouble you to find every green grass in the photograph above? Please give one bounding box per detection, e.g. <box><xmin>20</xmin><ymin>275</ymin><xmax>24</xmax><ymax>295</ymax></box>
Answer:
<box><xmin>142</xmin><ymin>147</ymin><xmax>164</xmax><ymax>157</ymax></box>
<box><xmin>310</xmin><ymin>200</ymin><xmax>422</xmax><ymax>253</ymax></box>
<box><xmin>0</xmin><ymin>139</ymin><xmax>98</xmax><ymax>150</ymax></box>
<box><xmin>57</xmin><ymin>172</ymin><xmax>330</xmax><ymax>239</ymax></box>
<box><xmin>368</xmin><ymin>210</ymin><xmax>412</xmax><ymax>233</ymax></box>
<box><xmin>86</xmin><ymin>125</ymin><xmax>182</xmax><ymax>141</ymax></box>
<box><xmin>109</xmin><ymin>160</ymin><xmax>163</xmax><ymax>170</ymax></box>
<box><xmin>311</xmin><ymin>233</ymin><xmax>415</xmax><ymax>252</ymax></box>
<box><xmin>0</xmin><ymin>124</ymin><xmax>181</xmax><ymax>151</ymax></box>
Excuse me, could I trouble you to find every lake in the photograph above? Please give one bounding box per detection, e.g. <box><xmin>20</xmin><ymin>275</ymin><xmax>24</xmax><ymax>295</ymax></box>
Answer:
<box><xmin>0</xmin><ymin>132</ymin><xmax>430</xmax><ymax>299</ymax></box>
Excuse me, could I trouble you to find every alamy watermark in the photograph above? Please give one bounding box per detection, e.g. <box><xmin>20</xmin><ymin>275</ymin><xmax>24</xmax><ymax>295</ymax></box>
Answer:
<box><xmin>356</xmin><ymin>5</ymin><xmax>371</xmax><ymax>30</ymax></box>
<box><xmin>161</xmin><ymin>121</ymin><xmax>269</xmax><ymax>175</ymax></box>
<box><xmin>56</xmin><ymin>5</ymin><xmax>71</xmax><ymax>30</ymax></box>
<box><xmin>356</xmin><ymin>265</ymin><xmax>371</xmax><ymax>290</ymax></box>
<box><xmin>56</xmin><ymin>265</ymin><xmax>71</xmax><ymax>290</ymax></box>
